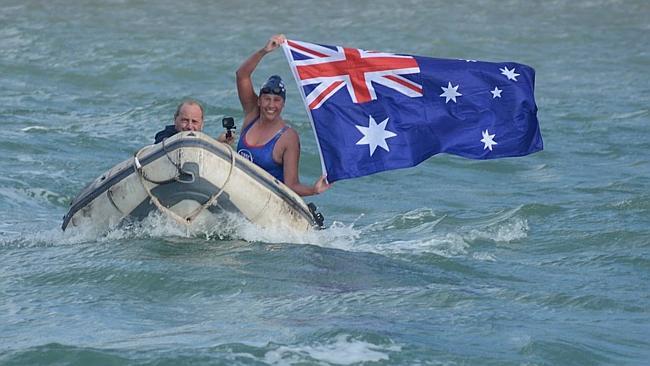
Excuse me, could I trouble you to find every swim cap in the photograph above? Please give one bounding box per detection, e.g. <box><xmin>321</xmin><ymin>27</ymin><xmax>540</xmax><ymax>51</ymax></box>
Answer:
<box><xmin>260</xmin><ymin>75</ymin><xmax>286</xmax><ymax>100</ymax></box>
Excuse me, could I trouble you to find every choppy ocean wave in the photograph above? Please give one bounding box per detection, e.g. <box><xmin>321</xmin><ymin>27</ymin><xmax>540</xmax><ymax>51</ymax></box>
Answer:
<box><xmin>2</xmin><ymin>0</ymin><xmax>650</xmax><ymax>364</ymax></box>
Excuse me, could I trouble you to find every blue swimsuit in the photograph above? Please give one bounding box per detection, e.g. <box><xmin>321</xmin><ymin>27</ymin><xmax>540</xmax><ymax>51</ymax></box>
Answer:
<box><xmin>237</xmin><ymin>117</ymin><xmax>288</xmax><ymax>182</ymax></box>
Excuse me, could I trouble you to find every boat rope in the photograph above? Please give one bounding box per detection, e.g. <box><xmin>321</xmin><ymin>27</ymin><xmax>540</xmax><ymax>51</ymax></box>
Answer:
<box><xmin>134</xmin><ymin>138</ymin><xmax>192</xmax><ymax>185</ymax></box>
<box><xmin>133</xmin><ymin>140</ymin><xmax>237</xmax><ymax>226</ymax></box>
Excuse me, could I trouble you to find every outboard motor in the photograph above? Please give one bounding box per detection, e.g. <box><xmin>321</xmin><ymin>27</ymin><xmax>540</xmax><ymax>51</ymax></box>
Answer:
<box><xmin>307</xmin><ymin>203</ymin><xmax>325</xmax><ymax>229</ymax></box>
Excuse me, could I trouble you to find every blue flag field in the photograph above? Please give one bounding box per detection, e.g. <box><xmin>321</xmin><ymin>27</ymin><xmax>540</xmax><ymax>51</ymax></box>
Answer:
<box><xmin>282</xmin><ymin>39</ymin><xmax>543</xmax><ymax>182</ymax></box>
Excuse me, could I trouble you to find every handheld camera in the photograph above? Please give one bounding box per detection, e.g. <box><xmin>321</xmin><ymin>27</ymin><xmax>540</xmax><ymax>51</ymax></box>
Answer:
<box><xmin>222</xmin><ymin>117</ymin><xmax>235</xmax><ymax>139</ymax></box>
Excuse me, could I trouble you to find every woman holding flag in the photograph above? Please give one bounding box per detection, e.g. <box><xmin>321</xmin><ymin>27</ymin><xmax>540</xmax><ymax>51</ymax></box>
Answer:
<box><xmin>235</xmin><ymin>34</ymin><xmax>330</xmax><ymax>197</ymax></box>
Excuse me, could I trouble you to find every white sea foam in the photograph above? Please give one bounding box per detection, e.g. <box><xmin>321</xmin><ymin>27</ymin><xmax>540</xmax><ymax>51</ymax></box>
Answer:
<box><xmin>21</xmin><ymin>125</ymin><xmax>49</xmax><ymax>132</ymax></box>
<box><xmin>263</xmin><ymin>334</ymin><xmax>400</xmax><ymax>365</ymax></box>
<box><xmin>326</xmin><ymin>210</ymin><xmax>529</xmax><ymax>258</ymax></box>
<box><xmin>378</xmin><ymin>233</ymin><xmax>470</xmax><ymax>257</ymax></box>
<box><xmin>472</xmin><ymin>252</ymin><xmax>497</xmax><ymax>261</ymax></box>
<box><xmin>51</xmin><ymin>210</ymin><xmax>360</xmax><ymax>248</ymax></box>
<box><xmin>3</xmin><ymin>205</ymin><xmax>526</xmax><ymax>260</ymax></box>
<box><xmin>237</xmin><ymin>219</ymin><xmax>360</xmax><ymax>247</ymax></box>
<box><xmin>467</xmin><ymin>217</ymin><xmax>529</xmax><ymax>244</ymax></box>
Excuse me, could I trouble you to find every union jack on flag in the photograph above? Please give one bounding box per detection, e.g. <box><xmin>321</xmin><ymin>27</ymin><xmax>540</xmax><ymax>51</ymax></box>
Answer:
<box><xmin>282</xmin><ymin>39</ymin><xmax>543</xmax><ymax>182</ymax></box>
<box><xmin>285</xmin><ymin>40</ymin><xmax>422</xmax><ymax>109</ymax></box>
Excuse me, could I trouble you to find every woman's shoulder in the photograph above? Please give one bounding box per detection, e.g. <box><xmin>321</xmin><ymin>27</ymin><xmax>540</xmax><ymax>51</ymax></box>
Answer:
<box><xmin>278</xmin><ymin>124</ymin><xmax>300</xmax><ymax>147</ymax></box>
<box><xmin>279</xmin><ymin>122</ymin><xmax>297</xmax><ymax>136</ymax></box>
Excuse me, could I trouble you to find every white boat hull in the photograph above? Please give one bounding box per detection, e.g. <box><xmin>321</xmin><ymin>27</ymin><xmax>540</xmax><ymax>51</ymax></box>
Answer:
<box><xmin>62</xmin><ymin>131</ymin><xmax>321</xmax><ymax>232</ymax></box>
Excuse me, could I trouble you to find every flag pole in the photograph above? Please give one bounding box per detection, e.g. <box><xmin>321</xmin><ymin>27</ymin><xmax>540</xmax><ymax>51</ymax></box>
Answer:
<box><xmin>281</xmin><ymin>40</ymin><xmax>328</xmax><ymax>178</ymax></box>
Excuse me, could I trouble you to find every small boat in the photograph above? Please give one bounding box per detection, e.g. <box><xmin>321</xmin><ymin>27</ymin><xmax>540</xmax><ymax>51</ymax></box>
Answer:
<box><xmin>62</xmin><ymin>131</ymin><xmax>324</xmax><ymax>232</ymax></box>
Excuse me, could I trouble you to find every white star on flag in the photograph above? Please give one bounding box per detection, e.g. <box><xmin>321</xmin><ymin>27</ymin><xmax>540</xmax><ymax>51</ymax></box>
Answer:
<box><xmin>440</xmin><ymin>82</ymin><xmax>462</xmax><ymax>103</ymax></box>
<box><xmin>500</xmin><ymin>66</ymin><xmax>520</xmax><ymax>81</ymax></box>
<box><xmin>480</xmin><ymin>129</ymin><xmax>498</xmax><ymax>151</ymax></box>
<box><xmin>356</xmin><ymin>115</ymin><xmax>397</xmax><ymax>156</ymax></box>
<box><xmin>491</xmin><ymin>86</ymin><xmax>503</xmax><ymax>98</ymax></box>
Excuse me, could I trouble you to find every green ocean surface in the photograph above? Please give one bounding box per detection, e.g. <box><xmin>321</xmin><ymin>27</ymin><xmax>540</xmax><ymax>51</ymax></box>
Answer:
<box><xmin>1</xmin><ymin>0</ymin><xmax>649</xmax><ymax>364</ymax></box>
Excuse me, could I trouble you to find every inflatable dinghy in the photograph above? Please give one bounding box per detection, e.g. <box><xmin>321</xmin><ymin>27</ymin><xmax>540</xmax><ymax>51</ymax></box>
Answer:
<box><xmin>62</xmin><ymin>131</ymin><xmax>324</xmax><ymax>232</ymax></box>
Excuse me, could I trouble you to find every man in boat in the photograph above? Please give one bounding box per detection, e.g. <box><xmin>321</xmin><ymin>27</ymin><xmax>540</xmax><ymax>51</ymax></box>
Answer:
<box><xmin>235</xmin><ymin>34</ymin><xmax>330</xmax><ymax>197</ymax></box>
<box><xmin>154</xmin><ymin>100</ymin><xmax>237</xmax><ymax>145</ymax></box>
<box><xmin>154</xmin><ymin>99</ymin><xmax>206</xmax><ymax>144</ymax></box>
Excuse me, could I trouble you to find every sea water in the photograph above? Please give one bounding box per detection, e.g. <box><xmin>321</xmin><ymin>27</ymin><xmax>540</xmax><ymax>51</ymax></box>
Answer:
<box><xmin>1</xmin><ymin>0</ymin><xmax>649</xmax><ymax>364</ymax></box>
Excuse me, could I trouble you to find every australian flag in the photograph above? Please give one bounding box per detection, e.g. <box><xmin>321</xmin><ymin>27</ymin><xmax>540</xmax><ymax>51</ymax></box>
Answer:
<box><xmin>282</xmin><ymin>39</ymin><xmax>543</xmax><ymax>182</ymax></box>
